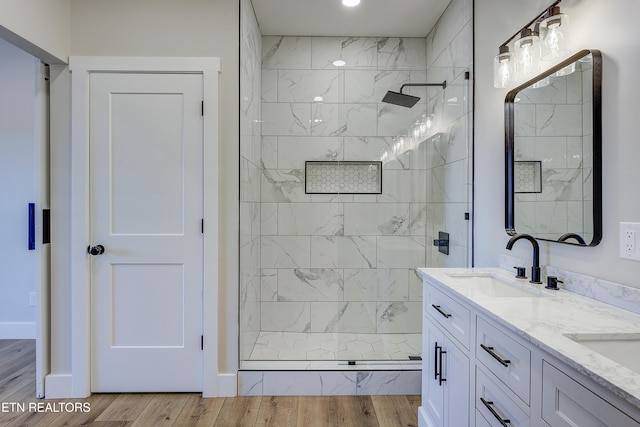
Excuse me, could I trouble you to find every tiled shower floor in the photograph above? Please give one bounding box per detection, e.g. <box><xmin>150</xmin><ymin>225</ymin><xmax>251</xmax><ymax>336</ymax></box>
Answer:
<box><xmin>248</xmin><ymin>331</ymin><xmax>422</xmax><ymax>361</ymax></box>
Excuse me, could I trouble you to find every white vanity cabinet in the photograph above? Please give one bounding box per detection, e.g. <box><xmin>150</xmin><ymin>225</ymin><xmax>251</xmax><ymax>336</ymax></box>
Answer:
<box><xmin>419</xmin><ymin>272</ymin><xmax>640</xmax><ymax>427</ymax></box>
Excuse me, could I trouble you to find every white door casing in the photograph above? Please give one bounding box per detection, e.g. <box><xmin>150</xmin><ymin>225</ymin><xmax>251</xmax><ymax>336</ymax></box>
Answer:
<box><xmin>36</xmin><ymin>61</ymin><xmax>51</xmax><ymax>399</ymax></box>
<box><xmin>89</xmin><ymin>72</ymin><xmax>203</xmax><ymax>392</ymax></box>
<box><xmin>66</xmin><ymin>57</ymin><xmax>223</xmax><ymax>397</ymax></box>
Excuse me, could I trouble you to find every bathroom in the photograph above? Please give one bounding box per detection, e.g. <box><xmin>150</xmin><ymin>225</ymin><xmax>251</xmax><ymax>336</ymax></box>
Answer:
<box><xmin>1</xmin><ymin>0</ymin><xmax>639</xmax><ymax>407</ymax></box>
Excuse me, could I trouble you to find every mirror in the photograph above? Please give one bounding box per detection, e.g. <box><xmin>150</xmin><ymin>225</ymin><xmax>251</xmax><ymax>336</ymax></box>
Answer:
<box><xmin>505</xmin><ymin>49</ymin><xmax>602</xmax><ymax>246</ymax></box>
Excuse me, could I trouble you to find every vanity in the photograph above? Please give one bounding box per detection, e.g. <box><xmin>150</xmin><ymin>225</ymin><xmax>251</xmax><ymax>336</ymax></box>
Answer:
<box><xmin>418</xmin><ymin>268</ymin><xmax>640</xmax><ymax>427</ymax></box>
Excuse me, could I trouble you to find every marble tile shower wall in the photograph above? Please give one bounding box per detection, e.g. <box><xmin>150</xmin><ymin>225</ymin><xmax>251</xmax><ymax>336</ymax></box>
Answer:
<box><xmin>259</xmin><ymin>36</ymin><xmax>432</xmax><ymax>335</ymax></box>
<box><xmin>514</xmin><ymin>62</ymin><xmax>592</xmax><ymax>241</ymax></box>
<box><xmin>239</xmin><ymin>0</ymin><xmax>262</xmax><ymax>362</ymax></box>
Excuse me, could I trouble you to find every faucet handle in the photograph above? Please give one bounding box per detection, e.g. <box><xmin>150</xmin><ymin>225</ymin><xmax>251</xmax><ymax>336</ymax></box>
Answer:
<box><xmin>546</xmin><ymin>276</ymin><xmax>563</xmax><ymax>290</ymax></box>
<box><xmin>513</xmin><ymin>266</ymin><xmax>527</xmax><ymax>279</ymax></box>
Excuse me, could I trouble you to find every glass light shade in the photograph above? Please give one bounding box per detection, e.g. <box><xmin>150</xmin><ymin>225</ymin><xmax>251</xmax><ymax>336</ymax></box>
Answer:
<box><xmin>540</xmin><ymin>8</ymin><xmax>571</xmax><ymax>61</ymax></box>
<box><xmin>531</xmin><ymin>76</ymin><xmax>550</xmax><ymax>89</ymax></box>
<box><xmin>555</xmin><ymin>62</ymin><xmax>576</xmax><ymax>77</ymax></box>
<box><xmin>494</xmin><ymin>46</ymin><xmax>515</xmax><ymax>88</ymax></box>
<box><xmin>514</xmin><ymin>29</ymin><xmax>541</xmax><ymax>79</ymax></box>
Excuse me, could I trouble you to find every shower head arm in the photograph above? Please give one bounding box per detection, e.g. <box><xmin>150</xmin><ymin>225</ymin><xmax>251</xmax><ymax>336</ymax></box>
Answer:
<box><xmin>399</xmin><ymin>81</ymin><xmax>447</xmax><ymax>93</ymax></box>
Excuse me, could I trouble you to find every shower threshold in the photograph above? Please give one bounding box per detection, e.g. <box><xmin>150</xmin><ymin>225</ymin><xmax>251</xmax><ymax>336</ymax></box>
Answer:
<box><xmin>240</xmin><ymin>359</ymin><xmax>422</xmax><ymax>371</ymax></box>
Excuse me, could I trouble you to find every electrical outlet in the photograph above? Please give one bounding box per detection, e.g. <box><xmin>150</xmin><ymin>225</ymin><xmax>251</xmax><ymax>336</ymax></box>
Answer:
<box><xmin>29</xmin><ymin>292</ymin><xmax>36</xmax><ymax>307</ymax></box>
<box><xmin>620</xmin><ymin>222</ymin><xmax>640</xmax><ymax>261</ymax></box>
<box><xmin>625</xmin><ymin>230</ymin><xmax>636</xmax><ymax>252</ymax></box>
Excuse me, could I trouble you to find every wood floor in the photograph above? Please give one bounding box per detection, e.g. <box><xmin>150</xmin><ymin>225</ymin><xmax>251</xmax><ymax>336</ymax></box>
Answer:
<box><xmin>0</xmin><ymin>340</ymin><xmax>420</xmax><ymax>426</ymax></box>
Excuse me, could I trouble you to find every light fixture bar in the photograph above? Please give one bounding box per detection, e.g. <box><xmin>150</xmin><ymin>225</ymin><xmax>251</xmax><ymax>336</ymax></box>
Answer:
<box><xmin>498</xmin><ymin>0</ymin><xmax>561</xmax><ymax>49</ymax></box>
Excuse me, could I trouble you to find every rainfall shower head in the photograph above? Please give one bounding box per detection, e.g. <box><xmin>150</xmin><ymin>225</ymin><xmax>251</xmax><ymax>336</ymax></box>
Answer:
<box><xmin>381</xmin><ymin>81</ymin><xmax>447</xmax><ymax>108</ymax></box>
<box><xmin>382</xmin><ymin>91</ymin><xmax>421</xmax><ymax>108</ymax></box>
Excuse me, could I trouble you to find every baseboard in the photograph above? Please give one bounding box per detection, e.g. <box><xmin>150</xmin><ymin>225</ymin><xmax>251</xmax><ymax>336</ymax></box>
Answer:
<box><xmin>0</xmin><ymin>322</ymin><xmax>36</xmax><ymax>339</ymax></box>
<box><xmin>203</xmin><ymin>373</ymin><xmax>237</xmax><ymax>397</ymax></box>
<box><xmin>44</xmin><ymin>374</ymin><xmax>73</xmax><ymax>399</ymax></box>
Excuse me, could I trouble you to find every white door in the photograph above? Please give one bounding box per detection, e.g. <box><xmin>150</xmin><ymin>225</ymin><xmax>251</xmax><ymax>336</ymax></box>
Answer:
<box><xmin>89</xmin><ymin>72</ymin><xmax>204</xmax><ymax>392</ymax></box>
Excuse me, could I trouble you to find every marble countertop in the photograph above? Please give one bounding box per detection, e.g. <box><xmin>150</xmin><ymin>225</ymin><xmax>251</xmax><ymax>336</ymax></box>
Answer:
<box><xmin>418</xmin><ymin>267</ymin><xmax>640</xmax><ymax>409</ymax></box>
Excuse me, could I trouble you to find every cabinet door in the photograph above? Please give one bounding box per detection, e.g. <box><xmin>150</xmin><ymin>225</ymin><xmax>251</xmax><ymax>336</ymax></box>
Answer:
<box><xmin>422</xmin><ymin>316</ymin><xmax>470</xmax><ymax>427</ymax></box>
<box><xmin>542</xmin><ymin>362</ymin><xmax>640</xmax><ymax>427</ymax></box>
<box><xmin>444</xmin><ymin>337</ymin><xmax>470</xmax><ymax>427</ymax></box>
<box><xmin>423</xmin><ymin>317</ymin><xmax>446</xmax><ymax>427</ymax></box>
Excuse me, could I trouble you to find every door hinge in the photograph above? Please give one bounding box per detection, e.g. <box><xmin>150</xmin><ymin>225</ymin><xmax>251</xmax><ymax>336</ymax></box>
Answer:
<box><xmin>201</xmin><ymin>101</ymin><xmax>204</xmax><ymax>116</ymax></box>
<box><xmin>201</xmin><ymin>335</ymin><xmax>204</xmax><ymax>350</ymax></box>
<box><xmin>201</xmin><ymin>218</ymin><xmax>204</xmax><ymax>234</ymax></box>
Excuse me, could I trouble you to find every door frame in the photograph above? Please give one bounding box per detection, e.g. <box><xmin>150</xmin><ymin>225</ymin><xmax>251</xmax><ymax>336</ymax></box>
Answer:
<box><xmin>67</xmin><ymin>57</ymin><xmax>223</xmax><ymax>397</ymax></box>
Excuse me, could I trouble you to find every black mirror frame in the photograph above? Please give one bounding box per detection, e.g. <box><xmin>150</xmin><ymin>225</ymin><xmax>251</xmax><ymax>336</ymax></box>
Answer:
<box><xmin>505</xmin><ymin>49</ymin><xmax>602</xmax><ymax>246</ymax></box>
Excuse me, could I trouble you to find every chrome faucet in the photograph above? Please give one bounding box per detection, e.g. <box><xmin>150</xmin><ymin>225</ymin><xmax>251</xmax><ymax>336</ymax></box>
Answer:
<box><xmin>506</xmin><ymin>234</ymin><xmax>542</xmax><ymax>284</ymax></box>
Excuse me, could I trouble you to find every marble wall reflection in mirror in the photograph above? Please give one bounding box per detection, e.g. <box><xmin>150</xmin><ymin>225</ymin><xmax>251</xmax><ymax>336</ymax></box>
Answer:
<box><xmin>505</xmin><ymin>49</ymin><xmax>602</xmax><ymax>246</ymax></box>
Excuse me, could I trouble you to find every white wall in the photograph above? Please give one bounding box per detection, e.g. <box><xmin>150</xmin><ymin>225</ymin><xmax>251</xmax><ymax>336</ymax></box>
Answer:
<box><xmin>0</xmin><ymin>0</ymin><xmax>69</xmax><ymax>64</ymax></box>
<box><xmin>0</xmin><ymin>38</ymin><xmax>40</xmax><ymax>338</ymax></box>
<box><xmin>46</xmin><ymin>0</ymin><xmax>240</xmax><ymax>381</ymax></box>
<box><xmin>475</xmin><ymin>0</ymin><xmax>640</xmax><ymax>287</ymax></box>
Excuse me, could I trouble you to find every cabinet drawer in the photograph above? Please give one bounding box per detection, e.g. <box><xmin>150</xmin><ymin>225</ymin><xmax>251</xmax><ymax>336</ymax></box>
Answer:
<box><xmin>542</xmin><ymin>361</ymin><xmax>640</xmax><ymax>427</ymax></box>
<box><xmin>476</xmin><ymin>409</ymin><xmax>493</xmax><ymax>427</ymax></box>
<box><xmin>476</xmin><ymin>366</ymin><xmax>529</xmax><ymax>427</ymax></box>
<box><xmin>426</xmin><ymin>284</ymin><xmax>471</xmax><ymax>349</ymax></box>
<box><xmin>476</xmin><ymin>317</ymin><xmax>531</xmax><ymax>405</ymax></box>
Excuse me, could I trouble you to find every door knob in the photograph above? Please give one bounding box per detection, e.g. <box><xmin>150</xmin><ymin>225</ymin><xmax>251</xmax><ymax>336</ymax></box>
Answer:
<box><xmin>88</xmin><ymin>245</ymin><xmax>105</xmax><ymax>256</ymax></box>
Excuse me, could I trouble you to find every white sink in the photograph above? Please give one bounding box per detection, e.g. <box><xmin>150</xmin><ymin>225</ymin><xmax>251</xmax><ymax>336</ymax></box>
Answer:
<box><xmin>445</xmin><ymin>271</ymin><xmax>547</xmax><ymax>298</ymax></box>
<box><xmin>564</xmin><ymin>333</ymin><xmax>640</xmax><ymax>375</ymax></box>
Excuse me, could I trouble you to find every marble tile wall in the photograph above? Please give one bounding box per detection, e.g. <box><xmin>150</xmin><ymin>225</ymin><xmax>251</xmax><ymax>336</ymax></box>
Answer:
<box><xmin>514</xmin><ymin>61</ymin><xmax>592</xmax><ymax>241</ymax></box>
<box><xmin>239</xmin><ymin>0</ymin><xmax>262</xmax><ymax>362</ymax></box>
<box><xmin>260</xmin><ymin>34</ymin><xmax>431</xmax><ymax>336</ymax></box>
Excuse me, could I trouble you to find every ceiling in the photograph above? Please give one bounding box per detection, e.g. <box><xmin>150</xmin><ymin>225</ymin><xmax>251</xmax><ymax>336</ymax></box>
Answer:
<box><xmin>250</xmin><ymin>0</ymin><xmax>452</xmax><ymax>38</ymax></box>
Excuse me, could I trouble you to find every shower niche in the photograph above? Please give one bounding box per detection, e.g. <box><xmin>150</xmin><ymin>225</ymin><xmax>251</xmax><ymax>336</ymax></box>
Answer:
<box><xmin>305</xmin><ymin>161</ymin><xmax>382</xmax><ymax>194</ymax></box>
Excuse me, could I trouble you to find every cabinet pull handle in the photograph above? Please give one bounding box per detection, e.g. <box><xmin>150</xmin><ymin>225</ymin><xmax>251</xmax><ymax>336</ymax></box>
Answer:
<box><xmin>480</xmin><ymin>397</ymin><xmax>511</xmax><ymax>426</ymax></box>
<box><xmin>434</xmin><ymin>342</ymin><xmax>440</xmax><ymax>380</ymax></box>
<box><xmin>480</xmin><ymin>344</ymin><xmax>511</xmax><ymax>367</ymax></box>
<box><xmin>438</xmin><ymin>348</ymin><xmax>447</xmax><ymax>386</ymax></box>
<box><xmin>431</xmin><ymin>304</ymin><xmax>452</xmax><ymax>318</ymax></box>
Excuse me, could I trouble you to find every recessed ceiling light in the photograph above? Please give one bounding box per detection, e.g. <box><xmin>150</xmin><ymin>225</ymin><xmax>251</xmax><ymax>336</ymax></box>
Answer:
<box><xmin>332</xmin><ymin>60</ymin><xmax>346</xmax><ymax>67</ymax></box>
<box><xmin>342</xmin><ymin>0</ymin><xmax>360</xmax><ymax>7</ymax></box>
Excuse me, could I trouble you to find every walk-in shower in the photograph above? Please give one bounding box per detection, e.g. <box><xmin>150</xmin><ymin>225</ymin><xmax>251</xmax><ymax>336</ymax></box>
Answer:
<box><xmin>239</xmin><ymin>0</ymin><xmax>472</xmax><ymax>373</ymax></box>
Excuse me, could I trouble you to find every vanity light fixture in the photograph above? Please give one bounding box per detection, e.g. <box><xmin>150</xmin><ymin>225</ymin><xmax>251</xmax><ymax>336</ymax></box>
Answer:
<box><xmin>342</xmin><ymin>0</ymin><xmax>360</xmax><ymax>6</ymax></box>
<box><xmin>493</xmin><ymin>0</ymin><xmax>572</xmax><ymax>89</ymax></box>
